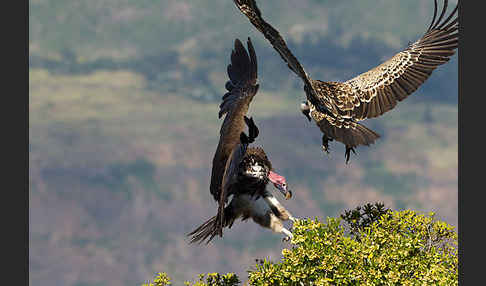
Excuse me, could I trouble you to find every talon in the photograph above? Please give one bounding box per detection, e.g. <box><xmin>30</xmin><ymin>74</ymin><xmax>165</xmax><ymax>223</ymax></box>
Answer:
<box><xmin>322</xmin><ymin>146</ymin><xmax>330</xmax><ymax>154</ymax></box>
<box><xmin>281</xmin><ymin>229</ymin><xmax>294</xmax><ymax>242</ymax></box>
<box><xmin>322</xmin><ymin>135</ymin><xmax>332</xmax><ymax>154</ymax></box>
<box><xmin>345</xmin><ymin>146</ymin><xmax>356</xmax><ymax>164</ymax></box>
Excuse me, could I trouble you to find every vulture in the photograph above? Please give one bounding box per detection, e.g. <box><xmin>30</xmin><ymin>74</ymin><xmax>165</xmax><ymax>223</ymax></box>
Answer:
<box><xmin>188</xmin><ymin>38</ymin><xmax>296</xmax><ymax>244</ymax></box>
<box><xmin>233</xmin><ymin>0</ymin><xmax>459</xmax><ymax>163</ymax></box>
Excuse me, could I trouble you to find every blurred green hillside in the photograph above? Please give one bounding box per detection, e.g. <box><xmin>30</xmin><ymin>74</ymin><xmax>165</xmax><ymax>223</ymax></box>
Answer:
<box><xmin>29</xmin><ymin>0</ymin><xmax>457</xmax><ymax>285</ymax></box>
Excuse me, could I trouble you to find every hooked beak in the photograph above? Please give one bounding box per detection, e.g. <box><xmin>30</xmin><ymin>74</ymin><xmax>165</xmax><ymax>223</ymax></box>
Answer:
<box><xmin>274</xmin><ymin>183</ymin><xmax>292</xmax><ymax>200</ymax></box>
<box><xmin>268</xmin><ymin>170</ymin><xmax>292</xmax><ymax>200</ymax></box>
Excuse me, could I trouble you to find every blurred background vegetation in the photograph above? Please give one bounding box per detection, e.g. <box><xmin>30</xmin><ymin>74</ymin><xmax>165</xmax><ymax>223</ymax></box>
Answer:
<box><xmin>29</xmin><ymin>0</ymin><xmax>457</xmax><ymax>285</ymax></box>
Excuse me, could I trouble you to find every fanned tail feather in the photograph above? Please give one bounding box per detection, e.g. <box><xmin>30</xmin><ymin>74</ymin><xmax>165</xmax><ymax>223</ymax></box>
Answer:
<box><xmin>188</xmin><ymin>206</ymin><xmax>235</xmax><ymax>244</ymax></box>
<box><xmin>319</xmin><ymin>120</ymin><xmax>380</xmax><ymax>148</ymax></box>
<box><xmin>188</xmin><ymin>215</ymin><xmax>219</xmax><ymax>244</ymax></box>
<box><xmin>349</xmin><ymin>123</ymin><xmax>381</xmax><ymax>148</ymax></box>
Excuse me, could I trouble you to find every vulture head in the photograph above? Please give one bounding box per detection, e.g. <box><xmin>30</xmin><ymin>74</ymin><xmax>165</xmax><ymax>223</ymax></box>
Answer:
<box><xmin>269</xmin><ymin>170</ymin><xmax>292</xmax><ymax>200</ymax></box>
<box><xmin>239</xmin><ymin>147</ymin><xmax>292</xmax><ymax>200</ymax></box>
<box><xmin>300</xmin><ymin>100</ymin><xmax>311</xmax><ymax>122</ymax></box>
<box><xmin>240</xmin><ymin>153</ymin><xmax>271</xmax><ymax>181</ymax></box>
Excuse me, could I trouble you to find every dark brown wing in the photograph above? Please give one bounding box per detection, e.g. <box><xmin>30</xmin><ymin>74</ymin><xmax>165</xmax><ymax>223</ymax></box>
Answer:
<box><xmin>233</xmin><ymin>0</ymin><xmax>332</xmax><ymax>115</ymax></box>
<box><xmin>209</xmin><ymin>38</ymin><xmax>259</xmax><ymax>203</ymax></box>
<box><xmin>338</xmin><ymin>0</ymin><xmax>458</xmax><ymax>120</ymax></box>
<box><xmin>214</xmin><ymin>119</ymin><xmax>260</xmax><ymax>237</ymax></box>
<box><xmin>213</xmin><ymin>141</ymin><xmax>247</xmax><ymax>236</ymax></box>
<box><xmin>233</xmin><ymin>0</ymin><xmax>310</xmax><ymax>85</ymax></box>
<box><xmin>189</xmin><ymin>129</ymin><xmax>257</xmax><ymax>242</ymax></box>
<box><xmin>213</xmin><ymin>117</ymin><xmax>260</xmax><ymax>237</ymax></box>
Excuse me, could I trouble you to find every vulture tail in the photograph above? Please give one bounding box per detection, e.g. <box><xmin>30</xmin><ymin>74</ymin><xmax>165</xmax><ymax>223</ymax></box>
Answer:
<box><xmin>187</xmin><ymin>206</ymin><xmax>235</xmax><ymax>244</ymax></box>
<box><xmin>320</xmin><ymin>120</ymin><xmax>381</xmax><ymax>148</ymax></box>
<box><xmin>346</xmin><ymin>123</ymin><xmax>381</xmax><ymax>148</ymax></box>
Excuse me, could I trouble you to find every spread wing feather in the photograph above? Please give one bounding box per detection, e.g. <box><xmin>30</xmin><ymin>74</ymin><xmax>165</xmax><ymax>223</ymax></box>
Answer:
<box><xmin>233</xmin><ymin>0</ymin><xmax>327</xmax><ymax>113</ymax></box>
<box><xmin>209</xmin><ymin>38</ymin><xmax>259</xmax><ymax>229</ymax></box>
<box><xmin>233</xmin><ymin>0</ymin><xmax>309</xmax><ymax>84</ymax></box>
<box><xmin>340</xmin><ymin>0</ymin><xmax>458</xmax><ymax>120</ymax></box>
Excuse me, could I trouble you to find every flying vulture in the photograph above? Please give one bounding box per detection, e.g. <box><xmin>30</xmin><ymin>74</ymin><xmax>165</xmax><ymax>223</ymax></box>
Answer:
<box><xmin>233</xmin><ymin>0</ymin><xmax>459</xmax><ymax>163</ymax></box>
<box><xmin>188</xmin><ymin>38</ymin><xmax>296</xmax><ymax>244</ymax></box>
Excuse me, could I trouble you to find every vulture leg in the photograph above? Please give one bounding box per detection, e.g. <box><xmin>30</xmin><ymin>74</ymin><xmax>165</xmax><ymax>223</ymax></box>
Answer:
<box><xmin>322</xmin><ymin>134</ymin><xmax>333</xmax><ymax>154</ymax></box>
<box><xmin>263</xmin><ymin>193</ymin><xmax>296</xmax><ymax>222</ymax></box>
<box><xmin>250</xmin><ymin>193</ymin><xmax>295</xmax><ymax>241</ymax></box>
<box><xmin>281</xmin><ymin>228</ymin><xmax>293</xmax><ymax>242</ymax></box>
<box><xmin>263</xmin><ymin>192</ymin><xmax>297</xmax><ymax>242</ymax></box>
<box><xmin>345</xmin><ymin>145</ymin><xmax>356</xmax><ymax>164</ymax></box>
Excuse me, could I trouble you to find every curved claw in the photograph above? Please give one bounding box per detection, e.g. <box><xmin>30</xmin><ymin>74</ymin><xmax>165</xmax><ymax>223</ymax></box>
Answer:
<box><xmin>244</xmin><ymin>116</ymin><xmax>259</xmax><ymax>142</ymax></box>
<box><xmin>322</xmin><ymin>145</ymin><xmax>330</xmax><ymax>154</ymax></box>
<box><xmin>322</xmin><ymin>135</ymin><xmax>333</xmax><ymax>154</ymax></box>
<box><xmin>281</xmin><ymin>228</ymin><xmax>293</xmax><ymax>242</ymax></box>
<box><xmin>345</xmin><ymin>146</ymin><xmax>356</xmax><ymax>164</ymax></box>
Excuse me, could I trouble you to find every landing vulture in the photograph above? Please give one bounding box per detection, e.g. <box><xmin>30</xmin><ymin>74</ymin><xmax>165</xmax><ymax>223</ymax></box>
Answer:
<box><xmin>233</xmin><ymin>0</ymin><xmax>458</xmax><ymax>163</ymax></box>
<box><xmin>188</xmin><ymin>38</ymin><xmax>296</xmax><ymax>244</ymax></box>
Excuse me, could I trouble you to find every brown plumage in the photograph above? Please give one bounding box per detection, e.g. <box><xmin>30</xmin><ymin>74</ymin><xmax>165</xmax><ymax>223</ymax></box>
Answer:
<box><xmin>209</xmin><ymin>38</ymin><xmax>259</xmax><ymax>204</ymax></box>
<box><xmin>188</xmin><ymin>38</ymin><xmax>295</xmax><ymax>244</ymax></box>
<box><xmin>188</xmin><ymin>189</ymin><xmax>296</xmax><ymax>244</ymax></box>
<box><xmin>233</xmin><ymin>0</ymin><xmax>458</xmax><ymax>163</ymax></box>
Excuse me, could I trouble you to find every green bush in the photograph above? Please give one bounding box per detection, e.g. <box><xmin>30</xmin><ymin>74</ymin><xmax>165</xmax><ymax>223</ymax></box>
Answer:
<box><xmin>142</xmin><ymin>272</ymin><xmax>239</xmax><ymax>286</ymax></box>
<box><xmin>142</xmin><ymin>272</ymin><xmax>172</xmax><ymax>286</ymax></box>
<box><xmin>144</xmin><ymin>205</ymin><xmax>457</xmax><ymax>285</ymax></box>
<box><xmin>249</xmin><ymin>207</ymin><xmax>457</xmax><ymax>285</ymax></box>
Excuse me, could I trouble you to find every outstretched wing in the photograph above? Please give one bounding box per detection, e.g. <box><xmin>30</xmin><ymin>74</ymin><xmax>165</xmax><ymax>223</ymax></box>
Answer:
<box><xmin>337</xmin><ymin>0</ymin><xmax>458</xmax><ymax>120</ymax></box>
<box><xmin>210</xmin><ymin>38</ymin><xmax>259</xmax><ymax>203</ymax></box>
<box><xmin>233</xmin><ymin>0</ymin><xmax>330</xmax><ymax>114</ymax></box>
<box><xmin>233</xmin><ymin>0</ymin><xmax>310</xmax><ymax>84</ymax></box>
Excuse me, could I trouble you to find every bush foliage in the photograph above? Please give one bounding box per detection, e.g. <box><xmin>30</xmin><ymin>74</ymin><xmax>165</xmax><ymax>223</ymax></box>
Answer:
<box><xmin>144</xmin><ymin>204</ymin><xmax>457</xmax><ymax>285</ymax></box>
<box><xmin>142</xmin><ymin>272</ymin><xmax>239</xmax><ymax>286</ymax></box>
